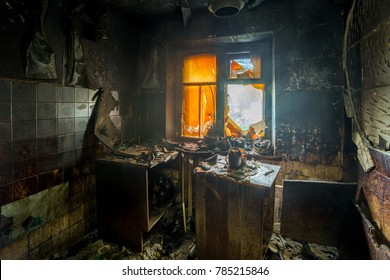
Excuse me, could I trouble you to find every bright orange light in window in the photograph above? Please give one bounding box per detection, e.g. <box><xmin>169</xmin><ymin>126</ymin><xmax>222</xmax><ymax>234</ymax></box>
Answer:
<box><xmin>182</xmin><ymin>54</ymin><xmax>216</xmax><ymax>138</ymax></box>
<box><xmin>183</xmin><ymin>55</ymin><xmax>216</xmax><ymax>83</ymax></box>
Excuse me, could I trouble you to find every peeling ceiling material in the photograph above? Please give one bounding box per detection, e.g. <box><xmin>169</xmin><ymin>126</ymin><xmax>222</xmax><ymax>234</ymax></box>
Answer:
<box><xmin>98</xmin><ymin>0</ymin><xmax>178</xmax><ymax>15</ymax></box>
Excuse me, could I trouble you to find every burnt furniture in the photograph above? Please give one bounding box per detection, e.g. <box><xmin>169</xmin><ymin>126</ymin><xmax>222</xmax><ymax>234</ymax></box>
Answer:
<box><xmin>194</xmin><ymin>157</ymin><xmax>280</xmax><ymax>259</ymax></box>
<box><xmin>96</xmin><ymin>148</ymin><xmax>179</xmax><ymax>252</ymax></box>
<box><xmin>281</xmin><ymin>180</ymin><xmax>357</xmax><ymax>248</ymax></box>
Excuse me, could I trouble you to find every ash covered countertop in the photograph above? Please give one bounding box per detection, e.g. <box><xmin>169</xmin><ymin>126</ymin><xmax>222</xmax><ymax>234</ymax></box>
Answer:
<box><xmin>195</xmin><ymin>155</ymin><xmax>281</xmax><ymax>188</ymax></box>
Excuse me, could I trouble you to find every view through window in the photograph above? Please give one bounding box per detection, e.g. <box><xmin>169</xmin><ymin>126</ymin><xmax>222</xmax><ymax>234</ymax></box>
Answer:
<box><xmin>181</xmin><ymin>50</ymin><xmax>265</xmax><ymax>139</ymax></box>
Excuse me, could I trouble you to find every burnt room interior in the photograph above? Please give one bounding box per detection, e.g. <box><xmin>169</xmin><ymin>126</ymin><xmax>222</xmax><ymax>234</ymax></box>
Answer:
<box><xmin>0</xmin><ymin>0</ymin><xmax>389</xmax><ymax>260</ymax></box>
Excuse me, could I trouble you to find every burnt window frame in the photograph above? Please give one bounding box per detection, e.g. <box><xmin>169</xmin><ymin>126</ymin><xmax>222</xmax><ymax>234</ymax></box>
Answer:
<box><xmin>175</xmin><ymin>40</ymin><xmax>273</xmax><ymax>144</ymax></box>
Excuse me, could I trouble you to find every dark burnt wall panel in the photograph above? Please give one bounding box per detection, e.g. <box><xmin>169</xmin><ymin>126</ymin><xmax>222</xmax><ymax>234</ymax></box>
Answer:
<box><xmin>276</xmin><ymin>90</ymin><xmax>342</xmax><ymax>165</ymax></box>
<box><xmin>275</xmin><ymin>1</ymin><xmax>343</xmax><ymax>166</ymax></box>
<box><xmin>277</xmin><ymin>5</ymin><xmax>344</xmax><ymax>164</ymax></box>
<box><xmin>140</xmin><ymin>91</ymin><xmax>166</xmax><ymax>143</ymax></box>
<box><xmin>80</xmin><ymin>11</ymin><xmax>140</xmax><ymax>143</ymax></box>
<box><xmin>0</xmin><ymin>1</ymin><xmax>40</xmax><ymax>80</ymax></box>
<box><xmin>282</xmin><ymin>58</ymin><xmax>343</xmax><ymax>91</ymax></box>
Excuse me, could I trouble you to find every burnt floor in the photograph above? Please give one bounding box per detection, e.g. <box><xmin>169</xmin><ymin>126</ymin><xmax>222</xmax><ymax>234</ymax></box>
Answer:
<box><xmin>54</xmin><ymin>202</ymin><xmax>340</xmax><ymax>260</ymax></box>
<box><xmin>57</xmin><ymin>230</ymin><xmax>340</xmax><ymax>260</ymax></box>
<box><xmin>56</xmin><ymin>204</ymin><xmax>196</xmax><ymax>260</ymax></box>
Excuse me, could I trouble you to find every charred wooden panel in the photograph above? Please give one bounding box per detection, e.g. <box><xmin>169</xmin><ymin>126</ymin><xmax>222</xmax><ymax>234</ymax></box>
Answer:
<box><xmin>280</xmin><ymin>180</ymin><xmax>357</xmax><ymax>247</ymax></box>
<box><xmin>357</xmin><ymin>148</ymin><xmax>390</xmax><ymax>245</ymax></box>
<box><xmin>194</xmin><ymin>169</ymin><xmax>276</xmax><ymax>260</ymax></box>
<box><xmin>96</xmin><ymin>160</ymin><xmax>148</xmax><ymax>251</ymax></box>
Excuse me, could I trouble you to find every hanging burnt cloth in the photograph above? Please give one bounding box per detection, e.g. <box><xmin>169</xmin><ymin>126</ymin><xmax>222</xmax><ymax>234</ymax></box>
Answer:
<box><xmin>92</xmin><ymin>88</ymin><xmax>121</xmax><ymax>149</ymax></box>
<box><xmin>25</xmin><ymin>0</ymin><xmax>57</xmax><ymax>79</ymax></box>
<box><xmin>61</xmin><ymin>2</ymin><xmax>86</xmax><ymax>86</ymax></box>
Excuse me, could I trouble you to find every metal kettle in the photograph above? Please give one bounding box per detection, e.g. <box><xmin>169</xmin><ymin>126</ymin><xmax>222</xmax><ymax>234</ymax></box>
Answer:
<box><xmin>228</xmin><ymin>147</ymin><xmax>243</xmax><ymax>170</ymax></box>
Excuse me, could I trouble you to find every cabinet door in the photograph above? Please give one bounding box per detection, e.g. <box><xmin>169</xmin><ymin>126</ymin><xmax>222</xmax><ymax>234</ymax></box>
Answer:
<box><xmin>194</xmin><ymin>171</ymin><xmax>267</xmax><ymax>259</ymax></box>
<box><xmin>96</xmin><ymin>161</ymin><xmax>148</xmax><ymax>250</ymax></box>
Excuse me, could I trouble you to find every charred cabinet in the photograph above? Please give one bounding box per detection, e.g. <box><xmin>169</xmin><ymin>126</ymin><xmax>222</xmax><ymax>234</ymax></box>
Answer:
<box><xmin>194</xmin><ymin>162</ymin><xmax>280</xmax><ymax>259</ymax></box>
<box><xmin>96</xmin><ymin>154</ymin><xmax>179</xmax><ymax>252</ymax></box>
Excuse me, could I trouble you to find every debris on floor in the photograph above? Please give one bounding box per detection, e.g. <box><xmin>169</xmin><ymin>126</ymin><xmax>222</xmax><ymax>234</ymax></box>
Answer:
<box><xmin>57</xmin><ymin>203</ymin><xmax>196</xmax><ymax>260</ymax></box>
<box><xmin>266</xmin><ymin>233</ymin><xmax>339</xmax><ymax>260</ymax></box>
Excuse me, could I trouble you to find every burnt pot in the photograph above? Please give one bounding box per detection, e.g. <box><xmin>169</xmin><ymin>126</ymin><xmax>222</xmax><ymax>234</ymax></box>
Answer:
<box><xmin>228</xmin><ymin>147</ymin><xmax>243</xmax><ymax>170</ymax></box>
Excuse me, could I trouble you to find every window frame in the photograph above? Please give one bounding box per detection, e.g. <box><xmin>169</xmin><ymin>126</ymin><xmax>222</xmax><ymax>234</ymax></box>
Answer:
<box><xmin>176</xmin><ymin>41</ymin><xmax>273</xmax><ymax>142</ymax></box>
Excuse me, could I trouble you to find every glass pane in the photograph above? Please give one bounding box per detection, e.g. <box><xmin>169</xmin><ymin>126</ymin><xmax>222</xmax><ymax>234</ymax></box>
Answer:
<box><xmin>182</xmin><ymin>86</ymin><xmax>200</xmax><ymax>137</ymax></box>
<box><xmin>183</xmin><ymin>54</ymin><xmax>216</xmax><ymax>83</ymax></box>
<box><xmin>229</xmin><ymin>54</ymin><xmax>261</xmax><ymax>79</ymax></box>
<box><xmin>182</xmin><ymin>85</ymin><xmax>216</xmax><ymax>138</ymax></box>
<box><xmin>225</xmin><ymin>84</ymin><xmax>264</xmax><ymax>138</ymax></box>
<box><xmin>200</xmin><ymin>85</ymin><xmax>216</xmax><ymax>136</ymax></box>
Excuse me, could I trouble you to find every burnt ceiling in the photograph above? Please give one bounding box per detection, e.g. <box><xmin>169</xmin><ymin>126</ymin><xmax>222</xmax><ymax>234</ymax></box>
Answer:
<box><xmin>96</xmin><ymin>0</ymin><xmax>345</xmax><ymax>16</ymax></box>
<box><xmin>98</xmin><ymin>0</ymin><xmax>206</xmax><ymax>15</ymax></box>
<box><xmin>96</xmin><ymin>0</ymin><xmax>270</xmax><ymax>17</ymax></box>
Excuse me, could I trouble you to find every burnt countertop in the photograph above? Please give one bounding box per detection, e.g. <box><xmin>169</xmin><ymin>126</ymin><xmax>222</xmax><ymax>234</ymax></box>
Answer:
<box><xmin>195</xmin><ymin>154</ymin><xmax>281</xmax><ymax>188</ymax></box>
<box><xmin>97</xmin><ymin>144</ymin><xmax>179</xmax><ymax>168</ymax></box>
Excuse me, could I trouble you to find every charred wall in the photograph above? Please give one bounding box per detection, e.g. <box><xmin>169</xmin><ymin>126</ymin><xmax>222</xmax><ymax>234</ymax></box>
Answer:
<box><xmin>0</xmin><ymin>0</ymin><xmax>141</xmax><ymax>259</ymax></box>
<box><xmin>143</xmin><ymin>0</ymin><xmax>346</xmax><ymax>180</ymax></box>
<box><xmin>344</xmin><ymin>0</ymin><xmax>390</xmax><ymax>256</ymax></box>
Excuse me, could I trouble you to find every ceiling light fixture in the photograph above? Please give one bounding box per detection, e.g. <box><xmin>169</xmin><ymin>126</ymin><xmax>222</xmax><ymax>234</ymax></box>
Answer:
<box><xmin>208</xmin><ymin>0</ymin><xmax>245</xmax><ymax>18</ymax></box>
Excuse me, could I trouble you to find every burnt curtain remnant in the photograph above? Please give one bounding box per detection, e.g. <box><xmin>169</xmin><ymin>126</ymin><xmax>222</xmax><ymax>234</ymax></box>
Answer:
<box><xmin>92</xmin><ymin>88</ymin><xmax>120</xmax><ymax>149</ymax></box>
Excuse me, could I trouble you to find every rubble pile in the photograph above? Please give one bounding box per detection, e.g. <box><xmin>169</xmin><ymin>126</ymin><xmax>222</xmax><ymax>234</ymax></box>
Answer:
<box><xmin>266</xmin><ymin>233</ymin><xmax>339</xmax><ymax>260</ymax></box>
<box><xmin>58</xmin><ymin>203</ymin><xmax>195</xmax><ymax>260</ymax></box>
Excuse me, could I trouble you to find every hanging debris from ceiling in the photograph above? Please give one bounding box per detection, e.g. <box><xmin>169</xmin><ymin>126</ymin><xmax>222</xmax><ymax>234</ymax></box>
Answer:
<box><xmin>61</xmin><ymin>1</ymin><xmax>86</xmax><ymax>86</ymax></box>
<box><xmin>25</xmin><ymin>0</ymin><xmax>57</xmax><ymax>79</ymax></box>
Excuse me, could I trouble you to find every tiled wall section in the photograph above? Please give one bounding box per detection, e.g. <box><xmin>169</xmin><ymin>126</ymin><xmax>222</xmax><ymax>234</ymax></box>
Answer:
<box><xmin>0</xmin><ymin>80</ymin><xmax>96</xmax><ymax>204</ymax></box>
<box><xmin>0</xmin><ymin>80</ymin><xmax>101</xmax><ymax>259</ymax></box>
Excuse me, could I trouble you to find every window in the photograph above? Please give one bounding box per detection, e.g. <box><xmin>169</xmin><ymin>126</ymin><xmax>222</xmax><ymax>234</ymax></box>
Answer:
<box><xmin>225</xmin><ymin>83</ymin><xmax>264</xmax><ymax>138</ymax></box>
<box><xmin>180</xmin><ymin>43</ymin><xmax>271</xmax><ymax>140</ymax></box>
<box><xmin>225</xmin><ymin>53</ymin><xmax>265</xmax><ymax>139</ymax></box>
<box><xmin>182</xmin><ymin>54</ymin><xmax>216</xmax><ymax>138</ymax></box>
